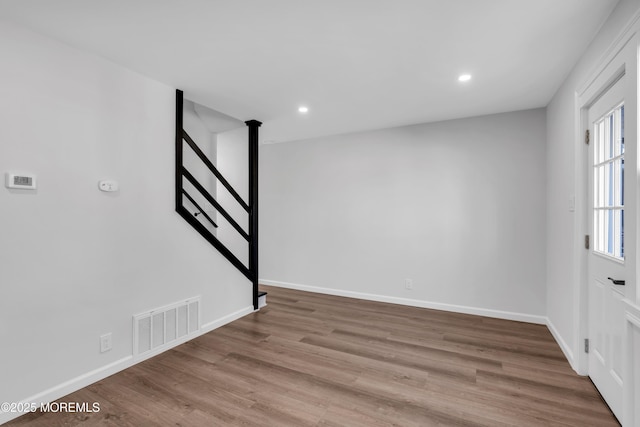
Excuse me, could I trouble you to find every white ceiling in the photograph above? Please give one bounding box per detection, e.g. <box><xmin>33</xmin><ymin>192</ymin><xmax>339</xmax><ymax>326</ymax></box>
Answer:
<box><xmin>1</xmin><ymin>0</ymin><xmax>619</xmax><ymax>143</ymax></box>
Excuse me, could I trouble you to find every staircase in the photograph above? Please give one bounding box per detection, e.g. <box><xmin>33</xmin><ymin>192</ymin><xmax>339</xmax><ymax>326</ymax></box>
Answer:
<box><xmin>175</xmin><ymin>89</ymin><xmax>263</xmax><ymax>309</ymax></box>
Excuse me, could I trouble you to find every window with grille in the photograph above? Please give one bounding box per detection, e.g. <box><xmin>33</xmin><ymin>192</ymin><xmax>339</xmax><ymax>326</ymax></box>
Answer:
<box><xmin>593</xmin><ymin>103</ymin><xmax>624</xmax><ymax>260</ymax></box>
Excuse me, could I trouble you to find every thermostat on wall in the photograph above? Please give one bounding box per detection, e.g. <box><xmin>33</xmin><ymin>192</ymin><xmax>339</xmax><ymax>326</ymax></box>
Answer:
<box><xmin>5</xmin><ymin>173</ymin><xmax>37</xmax><ymax>190</ymax></box>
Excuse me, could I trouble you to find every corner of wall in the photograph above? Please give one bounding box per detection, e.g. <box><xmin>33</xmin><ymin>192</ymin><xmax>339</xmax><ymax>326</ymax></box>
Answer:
<box><xmin>546</xmin><ymin>316</ymin><xmax>582</xmax><ymax>374</ymax></box>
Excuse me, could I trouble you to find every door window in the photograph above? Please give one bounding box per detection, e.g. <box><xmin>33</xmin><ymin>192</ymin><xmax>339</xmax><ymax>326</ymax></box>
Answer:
<box><xmin>593</xmin><ymin>103</ymin><xmax>625</xmax><ymax>260</ymax></box>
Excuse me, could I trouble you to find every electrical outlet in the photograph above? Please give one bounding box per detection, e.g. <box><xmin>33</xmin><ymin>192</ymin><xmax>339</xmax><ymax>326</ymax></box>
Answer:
<box><xmin>100</xmin><ymin>333</ymin><xmax>112</xmax><ymax>353</ymax></box>
<box><xmin>405</xmin><ymin>279</ymin><xmax>413</xmax><ymax>290</ymax></box>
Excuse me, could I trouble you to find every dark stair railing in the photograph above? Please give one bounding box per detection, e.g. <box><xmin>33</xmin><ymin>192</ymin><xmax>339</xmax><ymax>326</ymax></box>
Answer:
<box><xmin>175</xmin><ymin>89</ymin><xmax>262</xmax><ymax>309</ymax></box>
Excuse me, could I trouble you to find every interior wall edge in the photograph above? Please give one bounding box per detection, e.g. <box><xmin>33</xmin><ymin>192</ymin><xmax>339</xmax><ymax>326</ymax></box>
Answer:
<box><xmin>547</xmin><ymin>316</ymin><xmax>580</xmax><ymax>374</ymax></box>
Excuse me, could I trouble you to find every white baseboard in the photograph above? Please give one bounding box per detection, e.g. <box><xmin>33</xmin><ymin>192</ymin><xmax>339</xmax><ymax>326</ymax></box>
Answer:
<box><xmin>0</xmin><ymin>305</ymin><xmax>253</xmax><ymax>426</ymax></box>
<box><xmin>546</xmin><ymin>317</ymin><xmax>578</xmax><ymax>372</ymax></box>
<box><xmin>201</xmin><ymin>306</ymin><xmax>254</xmax><ymax>333</ymax></box>
<box><xmin>260</xmin><ymin>279</ymin><xmax>547</xmax><ymax>325</ymax></box>
<box><xmin>0</xmin><ymin>355</ymin><xmax>135</xmax><ymax>426</ymax></box>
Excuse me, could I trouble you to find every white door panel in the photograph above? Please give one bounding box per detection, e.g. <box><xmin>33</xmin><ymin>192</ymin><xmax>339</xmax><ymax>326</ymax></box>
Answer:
<box><xmin>610</xmin><ymin>289</ymin><xmax>624</xmax><ymax>385</ymax></box>
<box><xmin>587</xmin><ymin>74</ymin><xmax>629</xmax><ymax>422</ymax></box>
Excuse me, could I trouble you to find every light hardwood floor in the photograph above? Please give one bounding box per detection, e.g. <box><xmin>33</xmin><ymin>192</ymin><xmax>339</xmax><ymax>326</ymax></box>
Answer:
<box><xmin>7</xmin><ymin>286</ymin><xmax>619</xmax><ymax>426</ymax></box>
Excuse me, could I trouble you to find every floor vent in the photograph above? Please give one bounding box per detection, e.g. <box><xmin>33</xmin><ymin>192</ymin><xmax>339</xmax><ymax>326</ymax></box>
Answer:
<box><xmin>133</xmin><ymin>297</ymin><xmax>200</xmax><ymax>358</ymax></box>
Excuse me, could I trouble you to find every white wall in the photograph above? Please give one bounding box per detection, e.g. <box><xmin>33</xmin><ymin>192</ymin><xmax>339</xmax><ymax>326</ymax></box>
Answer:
<box><xmin>0</xmin><ymin>22</ymin><xmax>251</xmax><ymax>422</ymax></box>
<box><xmin>546</xmin><ymin>0</ymin><xmax>640</xmax><ymax>370</ymax></box>
<box><xmin>260</xmin><ymin>109</ymin><xmax>547</xmax><ymax>322</ymax></box>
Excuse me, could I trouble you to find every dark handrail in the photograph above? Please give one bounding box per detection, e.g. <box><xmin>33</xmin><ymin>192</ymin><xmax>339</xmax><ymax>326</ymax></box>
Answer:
<box><xmin>182</xmin><ymin>131</ymin><xmax>250</xmax><ymax>213</ymax></box>
<box><xmin>182</xmin><ymin>189</ymin><xmax>218</xmax><ymax>228</ymax></box>
<box><xmin>176</xmin><ymin>205</ymin><xmax>250</xmax><ymax>279</ymax></box>
<box><xmin>181</xmin><ymin>166</ymin><xmax>249</xmax><ymax>242</ymax></box>
<box><xmin>175</xmin><ymin>89</ymin><xmax>261</xmax><ymax>309</ymax></box>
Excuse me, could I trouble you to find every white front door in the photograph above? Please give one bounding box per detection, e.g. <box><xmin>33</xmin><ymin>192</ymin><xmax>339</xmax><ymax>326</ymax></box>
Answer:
<box><xmin>587</xmin><ymin>74</ymin><xmax>631</xmax><ymax>422</ymax></box>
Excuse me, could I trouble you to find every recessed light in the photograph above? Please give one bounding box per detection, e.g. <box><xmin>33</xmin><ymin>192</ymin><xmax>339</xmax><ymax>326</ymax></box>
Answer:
<box><xmin>458</xmin><ymin>74</ymin><xmax>472</xmax><ymax>82</ymax></box>
<box><xmin>298</xmin><ymin>106</ymin><xmax>309</xmax><ymax>113</ymax></box>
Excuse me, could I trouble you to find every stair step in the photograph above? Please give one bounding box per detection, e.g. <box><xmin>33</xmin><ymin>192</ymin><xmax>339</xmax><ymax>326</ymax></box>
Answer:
<box><xmin>258</xmin><ymin>291</ymin><xmax>267</xmax><ymax>309</ymax></box>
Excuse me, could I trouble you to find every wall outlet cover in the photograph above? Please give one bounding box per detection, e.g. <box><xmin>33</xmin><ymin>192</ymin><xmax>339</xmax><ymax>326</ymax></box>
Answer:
<box><xmin>100</xmin><ymin>333</ymin><xmax>112</xmax><ymax>353</ymax></box>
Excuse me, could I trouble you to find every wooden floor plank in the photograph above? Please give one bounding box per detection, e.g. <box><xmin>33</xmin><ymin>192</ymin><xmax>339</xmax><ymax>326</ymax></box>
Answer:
<box><xmin>5</xmin><ymin>285</ymin><xmax>619</xmax><ymax>426</ymax></box>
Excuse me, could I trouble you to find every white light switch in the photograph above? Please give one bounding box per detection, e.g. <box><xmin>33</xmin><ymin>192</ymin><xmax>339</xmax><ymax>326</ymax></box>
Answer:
<box><xmin>569</xmin><ymin>194</ymin><xmax>575</xmax><ymax>212</ymax></box>
<box><xmin>98</xmin><ymin>180</ymin><xmax>119</xmax><ymax>192</ymax></box>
